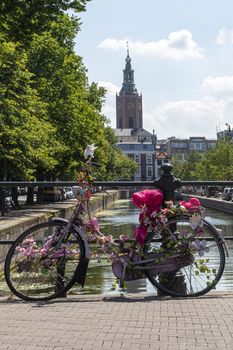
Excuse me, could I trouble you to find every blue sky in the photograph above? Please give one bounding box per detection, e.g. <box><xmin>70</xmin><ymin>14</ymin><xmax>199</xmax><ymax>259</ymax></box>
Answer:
<box><xmin>75</xmin><ymin>0</ymin><xmax>233</xmax><ymax>139</ymax></box>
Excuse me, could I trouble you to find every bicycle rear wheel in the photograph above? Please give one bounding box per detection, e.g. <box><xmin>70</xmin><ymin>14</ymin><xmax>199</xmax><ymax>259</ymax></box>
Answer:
<box><xmin>143</xmin><ymin>215</ymin><xmax>225</xmax><ymax>297</ymax></box>
<box><xmin>5</xmin><ymin>221</ymin><xmax>85</xmax><ymax>301</ymax></box>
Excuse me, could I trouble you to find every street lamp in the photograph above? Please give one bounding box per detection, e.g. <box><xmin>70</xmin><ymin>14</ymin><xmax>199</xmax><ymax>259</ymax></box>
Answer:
<box><xmin>225</xmin><ymin>123</ymin><xmax>231</xmax><ymax>132</ymax></box>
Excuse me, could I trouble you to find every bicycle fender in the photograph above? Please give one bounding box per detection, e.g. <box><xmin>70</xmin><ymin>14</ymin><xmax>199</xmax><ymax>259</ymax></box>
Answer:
<box><xmin>51</xmin><ymin>217</ymin><xmax>69</xmax><ymax>224</ymax></box>
<box><xmin>73</xmin><ymin>257</ymin><xmax>89</xmax><ymax>287</ymax></box>
<box><xmin>51</xmin><ymin>218</ymin><xmax>90</xmax><ymax>259</ymax></box>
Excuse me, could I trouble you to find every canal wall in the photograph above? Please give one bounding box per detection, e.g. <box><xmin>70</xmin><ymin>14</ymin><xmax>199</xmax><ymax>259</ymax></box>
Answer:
<box><xmin>181</xmin><ymin>194</ymin><xmax>233</xmax><ymax>214</ymax></box>
<box><xmin>0</xmin><ymin>190</ymin><xmax>121</xmax><ymax>264</ymax></box>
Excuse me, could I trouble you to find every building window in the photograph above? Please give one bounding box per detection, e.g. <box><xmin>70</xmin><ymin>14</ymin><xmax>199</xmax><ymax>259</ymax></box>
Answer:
<box><xmin>127</xmin><ymin>154</ymin><xmax>134</xmax><ymax>160</ymax></box>
<box><xmin>135</xmin><ymin>168</ymin><xmax>141</xmax><ymax>177</ymax></box>
<box><xmin>143</xmin><ymin>144</ymin><xmax>147</xmax><ymax>149</ymax></box>
<box><xmin>171</xmin><ymin>143</ymin><xmax>187</xmax><ymax>149</ymax></box>
<box><xmin>190</xmin><ymin>142</ymin><xmax>206</xmax><ymax>151</ymax></box>
<box><xmin>147</xmin><ymin>165</ymin><xmax>153</xmax><ymax>178</ymax></box>
<box><xmin>134</xmin><ymin>154</ymin><xmax>140</xmax><ymax>163</ymax></box>
<box><xmin>146</xmin><ymin>154</ymin><xmax>153</xmax><ymax>164</ymax></box>
<box><xmin>157</xmin><ymin>160</ymin><xmax>162</xmax><ymax>166</ymax></box>
<box><xmin>129</xmin><ymin>144</ymin><xmax>134</xmax><ymax>149</ymax></box>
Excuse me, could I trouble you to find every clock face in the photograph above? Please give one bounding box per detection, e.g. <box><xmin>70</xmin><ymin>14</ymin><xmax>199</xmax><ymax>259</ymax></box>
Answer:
<box><xmin>127</xmin><ymin>102</ymin><xmax>135</xmax><ymax>109</ymax></box>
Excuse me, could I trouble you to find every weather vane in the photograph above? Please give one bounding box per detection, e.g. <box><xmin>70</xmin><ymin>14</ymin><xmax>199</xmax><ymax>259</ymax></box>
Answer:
<box><xmin>126</xmin><ymin>41</ymin><xmax>129</xmax><ymax>56</ymax></box>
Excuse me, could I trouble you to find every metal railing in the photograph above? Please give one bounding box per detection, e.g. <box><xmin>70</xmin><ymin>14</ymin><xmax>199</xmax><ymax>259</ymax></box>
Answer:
<box><xmin>1</xmin><ymin>163</ymin><xmax>233</xmax><ymax>239</ymax></box>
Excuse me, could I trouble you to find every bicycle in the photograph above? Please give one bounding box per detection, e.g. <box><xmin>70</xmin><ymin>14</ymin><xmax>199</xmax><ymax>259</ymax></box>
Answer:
<box><xmin>4</xmin><ymin>146</ymin><xmax>229</xmax><ymax>301</ymax></box>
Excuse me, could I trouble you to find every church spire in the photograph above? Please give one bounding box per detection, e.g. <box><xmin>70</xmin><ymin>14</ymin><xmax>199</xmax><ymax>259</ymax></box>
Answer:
<box><xmin>119</xmin><ymin>43</ymin><xmax>138</xmax><ymax>95</ymax></box>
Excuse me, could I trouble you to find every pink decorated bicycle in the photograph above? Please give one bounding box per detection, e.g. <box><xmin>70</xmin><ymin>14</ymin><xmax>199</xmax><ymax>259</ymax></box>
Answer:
<box><xmin>4</xmin><ymin>146</ymin><xmax>228</xmax><ymax>301</ymax></box>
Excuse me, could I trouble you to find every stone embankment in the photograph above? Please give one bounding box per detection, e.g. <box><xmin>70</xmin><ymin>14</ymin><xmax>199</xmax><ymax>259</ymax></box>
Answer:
<box><xmin>0</xmin><ymin>190</ymin><xmax>121</xmax><ymax>263</ymax></box>
<box><xmin>181</xmin><ymin>193</ymin><xmax>233</xmax><ymax>214</ymax></box>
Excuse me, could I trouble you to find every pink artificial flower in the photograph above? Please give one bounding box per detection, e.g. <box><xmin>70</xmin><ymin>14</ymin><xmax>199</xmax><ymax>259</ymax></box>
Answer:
<box><xmin>132</xmin><ymin>189</ymin><xmax>163</xmax><ymax>213</ymax></box>
<box><xmin>165</xmin><ymin>200</ymin><xmax>173</xmax><ymax>208</ymax></box>
<box><xmin>180</xmin><ymin>197</ymin><xmax>200</xmax><ymax>212</ymax></box>
<box><xmin>189</xmin><ymin>198</ymin><xmax>200</xmax><ymax>207</ymax></box>
<box><xmin>88</xmin><ymin>217</ymin><xmax>100</xmax><ymax>231</ymax></box>
<box><xmin>134</xmin><ymin>226</ymin><xmax>148</xmax><ymax>246</ymax></box>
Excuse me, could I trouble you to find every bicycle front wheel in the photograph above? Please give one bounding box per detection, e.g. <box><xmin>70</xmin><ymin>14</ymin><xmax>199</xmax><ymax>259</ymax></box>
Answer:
<box><xmin>5</xmin><ymin>221</ymin><xmax>85</xmax><ymax>301</ymax></box>
<box><xmin>144</xmin><ymin>216</ymin><xmax>225</xmax><ymax>297</ymax></box>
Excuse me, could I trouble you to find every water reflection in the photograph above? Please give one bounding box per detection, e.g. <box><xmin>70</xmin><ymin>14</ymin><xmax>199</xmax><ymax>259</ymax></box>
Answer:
<box><xmin>1</xmin><ymin>200</ymin><xmax>232</xmax><ymax>297</ymax></box>
<box><xmin>84</xmin><ymin>200</ymin><xmax>233</xmax><ymax>295</ymax></box>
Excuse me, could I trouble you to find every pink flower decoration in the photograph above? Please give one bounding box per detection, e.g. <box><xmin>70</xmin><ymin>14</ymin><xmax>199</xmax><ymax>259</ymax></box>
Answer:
<box><xmin>180</xmin><ymin>197</ymin><xmax>200</xmax><ymax>212</ymax></box>
<box><xmin>189</xmin><ymin>198</ymin><xmax>200</xmax><ymax>207</ymax></box>
<box><xmin>88</xmin><ymin>217</ymin><xmax>100</xmax><ymax>231</ymax></box>
<box><xmin>134</xmin><ymin>226</ymin><xmax>148</xmax><ymax>246</ymax></box>
<box><xmin>132</xmin><ymin>189</ymin><xmax>163</xmax><ymax>213</ymax></box>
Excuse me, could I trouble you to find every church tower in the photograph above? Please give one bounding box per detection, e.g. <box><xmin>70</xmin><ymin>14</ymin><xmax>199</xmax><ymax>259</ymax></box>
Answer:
<box><xmin>116</xmin><ymin>47</ymin><xmax>143</xmax><ymax>129</ymax></box>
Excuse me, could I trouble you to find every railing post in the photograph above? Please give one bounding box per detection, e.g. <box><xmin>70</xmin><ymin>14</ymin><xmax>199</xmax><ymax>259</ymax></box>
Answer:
<box><xmin>154</xmin><ymin>163</ymin><xmax>181</xmax><ymax>202</ymax></box>
<box><xmin>0</xmin><ymin>188</ymin><xmax>6</xmax><ymax>216</ymax></box>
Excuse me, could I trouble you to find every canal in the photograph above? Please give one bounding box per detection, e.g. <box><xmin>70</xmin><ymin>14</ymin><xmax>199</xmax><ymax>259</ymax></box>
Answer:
<box><xmin>0</xmin><ymin>199</ymin><xmax>232</xmax><ymax>297</ymax></box>
<box><xmin>81</xmin><ymin>199</ymin><xmax>233</xmax><ymax>296</ymax></box>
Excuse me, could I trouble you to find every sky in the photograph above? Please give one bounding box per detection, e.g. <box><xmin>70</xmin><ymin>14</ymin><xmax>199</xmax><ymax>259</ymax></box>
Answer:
<box><xmin>74</xmin><ymin>0</ymin><xmax>233</xmax><ymax>139</ymax></box>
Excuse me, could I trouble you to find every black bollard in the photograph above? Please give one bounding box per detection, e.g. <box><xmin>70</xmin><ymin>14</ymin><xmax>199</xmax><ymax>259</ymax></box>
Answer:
<box><xmin>154</xmin><ymin>163</ymin><xmax>181</xmax><ymax>203</ymax></box>
<box><xmin>154</xmin><ymin>164</ymin><xmax>186</xmax><ymax>295</ymax></box>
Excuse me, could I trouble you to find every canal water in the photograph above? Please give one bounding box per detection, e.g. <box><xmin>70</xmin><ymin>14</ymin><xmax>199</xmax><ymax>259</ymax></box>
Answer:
<box><xmin>81</xmin><ymin>199</ymin><xmax>233</xmax><ymax>296</ymax></box>
<box><xmin>0</xmin><ymin>199</ymin><xmax>232</xmax><ymax>297</ymax></box>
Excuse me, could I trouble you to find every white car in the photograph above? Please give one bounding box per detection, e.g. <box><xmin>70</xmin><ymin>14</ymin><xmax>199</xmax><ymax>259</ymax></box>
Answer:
<box><xmin>222</xmin><ymin>188</ymin><xmax>233</xmax><ymax>201</ymax></box>
<box><xmin>63</xmin><ymin>187</ymin><xmax>74</xmax><ymax>199</ymax></box>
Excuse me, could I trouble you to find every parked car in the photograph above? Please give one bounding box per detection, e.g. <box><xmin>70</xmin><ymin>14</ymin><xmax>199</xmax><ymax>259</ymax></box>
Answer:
<box><xmin>222</xmin><ymin>188</ymin><xmax>233</xmax><ymax>201</ymax></box>
<box><xmin>18</xmin><ymin>187</ymin><xmax>27</xmax><ymax>195</ymax></box>
<box><xmin>42</xmin><ymin>187</ymin><xmax>62</xmax><ymax>202</ymax></box>
<box><xmin>63</xmin><ymin>187</ymin><xmax>74</xmax><ymax>199</ymax></box>
<box><xmin>206</xmin><ymin>186</ymin><xmax>222</xmax><ymax>198</ymax></box>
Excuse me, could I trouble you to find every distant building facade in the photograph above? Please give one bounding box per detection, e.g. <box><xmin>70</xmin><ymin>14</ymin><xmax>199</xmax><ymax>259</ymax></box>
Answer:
<box><xmin>116</xmin><ymin>128</ymin><xmax>158</xmax><ymax>181</ymax></box>
<box><xmin>114</xmin><ymin>49</ymin><xmax>169</xmax><ymax>180</ymax></box>
<box><xmin>114</xmin><ymin>50</ymin><xmax>219</xmax><ymax>179</ymax></box>
<box><xmin>167</xmin><ymin>137</ymin><xmax>217</xmax><ymax>161</ymax></box>
<box><xmin>217</xmin><ymin>125</ymin><xmax>233</xmax><ymax>142</ymax></box>
<box><xmin>116</xmin><ymin>48</ymin><xmax>143</xmax><ymax>130</ymax></box>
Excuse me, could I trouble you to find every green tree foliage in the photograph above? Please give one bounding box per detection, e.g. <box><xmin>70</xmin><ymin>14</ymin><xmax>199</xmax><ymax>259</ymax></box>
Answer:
<box><xmin>0</xmin><ymin>37</ymin><xmax>59</xmax><ymax>180</ymax></box>
<box><xmin>0</xmin><ymin>0</ymin><xmax>90</xmax><ymax>45</ymax></box>
<box><xmin>0</xmin><ymin>0</ymin><xmax>137</xmax><ymax>183</ymax></box>
<box><xmin>172</xmin><ymin>152</ymin><xmax>202</xmax><ymax>180</ymax></box>
<box><xmin>197</xmin><ymin>140</ymin><xmax>233</xmax><ymax>180</ymax></box>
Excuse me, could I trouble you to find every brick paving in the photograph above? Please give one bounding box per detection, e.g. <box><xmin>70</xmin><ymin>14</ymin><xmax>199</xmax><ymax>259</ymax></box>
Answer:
<box><xmin>0</xmin><ymin>292</ymin><xmax>233</xmax><ymax>350</ymax></box>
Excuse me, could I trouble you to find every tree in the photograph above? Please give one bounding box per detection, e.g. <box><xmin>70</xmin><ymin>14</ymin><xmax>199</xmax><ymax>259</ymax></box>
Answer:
<box><xmin>197</xmin><ymin>140</ymin><xmax>233</xmax><ymax>180</ymax></box>
<box><xmin>0</xmin><ymin>0</ymin><xmax>90</xmax><ymax>46</ymax></box>
<box><xmin>172</xmin><ymin>152</ymin><xmax>202</xmax><ymax>180</ymax></box>
<box><xmin>0</xmin><ymin>0</ymin><xmax>138</xmax><ymax>187</ymax></box>
<box><xmin>0</xmin><ymin>37</ymin><xmax>59</xmax><ymax>181</ymax></box>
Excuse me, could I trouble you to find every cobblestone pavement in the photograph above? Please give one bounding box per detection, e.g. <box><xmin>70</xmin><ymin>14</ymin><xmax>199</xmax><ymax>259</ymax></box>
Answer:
<box><xmin>0</xmin><ymin>292</ymin><xmax>233</xmax><ymax>350</ymax></box>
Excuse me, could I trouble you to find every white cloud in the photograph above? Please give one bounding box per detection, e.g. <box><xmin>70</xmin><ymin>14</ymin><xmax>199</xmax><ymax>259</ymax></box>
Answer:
<box><xmin>98</xmin><ymin>81</ymin><xmax>120</xmax><ymax>126</ymax></box>
<box><xmin>202</xmin><ymin>76</ymin><xmax>233</xmax><ymax>96</ymax></box>
<box><xmin>98</xmin><ymin>81</ymin><xmax>120</xmax><ymax>95</ymax></box>
<box><xmin>99</xmin><ymin>78</ymin><xmax>233</xmax><ymax>139</ymax></box>
<box><xmin>216</xmin><ymin>28</ymin><xmax>233</xmax><ymax>46</ymax></box>
<box><xmin>143</xmin><ymin>98</ymin><xmax>226</xmax><ymax>138</ymax></box>
<box><xmin>98</xmin><ymin>30</ymin><xmax>205</xmax><ymax>60</ymax></box>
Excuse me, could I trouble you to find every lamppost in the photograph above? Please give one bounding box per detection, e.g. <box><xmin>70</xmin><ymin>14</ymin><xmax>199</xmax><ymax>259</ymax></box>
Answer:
<box><xmin>151</xmin><ymin>130</ymin><xmax>157</xmax><ymax>180</ymax></box>
<box><xmin>225</xmin><ymin>123</ymin><xmax>232</xmax><ymax>140</ymax></box>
